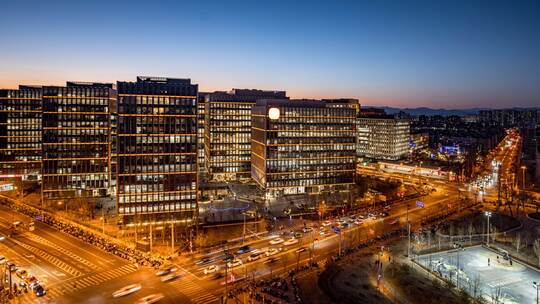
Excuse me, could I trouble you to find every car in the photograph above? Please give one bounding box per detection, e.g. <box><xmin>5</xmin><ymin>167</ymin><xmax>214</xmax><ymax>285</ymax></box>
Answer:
<box><xmin>161</xmin><ymin>273</ymin><xmax>180</xmax><ymax>282</ymax></box>
<box><xmin>195</xmin><ymin>257</ymin><xmax>212</xmax><ymax>265</ymax></box>
<box><xmin>0</xmin><ymin>256</ymin><xmax>5</xmax><ymax>264</ymax></box>
<box><xmin>319</xmin><ymin>230</ymin><xmax>327</xmax><ymax>236</ymax></box>
<box><xmin>33</xmin><ymin>284</ymin><xmax>46</xmax><ymax>297</ymax></box>
<box><xmin>223</xmin><ymin>253</ymin><xmax>234</xmax><ymax>263</ymax></box>
<box><xmin>25</xmin><ymin>276</ymin><xmax>39</xmax><ymax>287</ymax></box>
<box><xmin>247</xmin><ymin>251</ymin><xmax>264</xmax><ymax>261</ymax></box>
<box><xmin>135</xmin><ymin>293</ymin><xmax>165</xmax><ymax>304</ymax></box>
<box><xmin>7</xmin><ymin>262</ymin><xmax>17</xmax><ymax>272</ymax></box>
<box><xmin>236</xmin><ymin>246</ymin><xmax>251</xmax><ymax>254</ymax></box>
<box><xmin>265</xmin><ymin>248</ymin><xmax>280</xmax><ymax>257</ymax></box>
<box><xmin>269</xmin><ymin>238</ymin><xmax>284</xmax><ymax>245</ymax></box>
<box><xmin>155</xmin><ymin>267</ymin><xmax>177</xmax><ymax>276</ymax></box>
<box><xmin>16</xmin><ymin>269</ymin><xmax>28</xmax><ymax>279</ymax></box>
<box><xmin>339</xmin><ymin>223</ymin><xmax>349</xmax><ymax>229</ymax></box>
<box><xmin>112</xmin><ymin>284</ymin><xmax>142</xmax><ymax>298</ymax></box>
<box><xmin>0</xmin><ymin>234</ymin><xmax>5</xmax><ymax>241</ymax></box>
<box><xmin>227</xmin><ymin>259</ymin><xmax>243</xmax><ymax>268</ymax></box>
<box><xmin>301</xmin><ymin>227</ymin><xmax>313</xmax><ymax>233</ymax></box>
<box><xmin>353</xmin><ymin>220</ymin><xmax>362</xmax><ymax>225</ymax></box>
<box><xmin>283</xmin><ymin>238</ymin><xmax>299</xmax><ymax>246</ymax></box>
<box><xmin>292</xmin><ymin>232</ymin><xmax>303</xmax><ymax>238</ymax></box>
<box><xmin>296</xmin><ymin>247</ymin><xmax>307</xmax><ymax>253</ymax></box>
<box><xmin>322</xmin><ymin>221</ymin><xmax>332</xmax><ymax>227</ymax></box>
<box><xmin>211</xmin><ymin>272</ymin><xmax>224</xmax><ymax>280</ymax></box>
<box><xmin>203</xmin><ymin>265</ymin><xmax>219</xmax><ymax>275</ymax></box>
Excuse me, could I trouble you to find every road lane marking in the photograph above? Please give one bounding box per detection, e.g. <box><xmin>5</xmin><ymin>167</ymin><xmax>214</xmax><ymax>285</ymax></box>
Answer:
<box><xmin>12</xmin><ymin>239</ymin><xmax>83</xmax><ymax>277</ymax></box>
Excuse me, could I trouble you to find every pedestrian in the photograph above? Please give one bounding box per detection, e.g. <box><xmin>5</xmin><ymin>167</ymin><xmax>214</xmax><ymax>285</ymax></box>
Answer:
<box><xmin>488</xmin><ymin>257</ymin><xmax>490</xmax><ymax>266</ymax></box>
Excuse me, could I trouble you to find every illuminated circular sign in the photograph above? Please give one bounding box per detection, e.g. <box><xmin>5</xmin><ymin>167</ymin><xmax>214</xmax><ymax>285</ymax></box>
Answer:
<box><xmin>268</xmin><ymin>107</ymin><xmax>280</xmax><ymax>120</ymax></box>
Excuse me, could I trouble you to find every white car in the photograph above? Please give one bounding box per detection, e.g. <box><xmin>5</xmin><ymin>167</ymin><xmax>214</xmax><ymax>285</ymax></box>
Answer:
<box><xmin>322</xmin><ymin>221</ymin><xmax>332</xmax><ymax>227</ymax></box>
<box><xmin>319</xmin><ymin>230</ymin><xmax>327</xmax><ymax>236</ymax></box>
<box><xmin>302</xmin><ymin>227</ymin><xmax>313</xmax><ymax>233</ymax></box>
<box><xmin>112</xmin><ymin>284</ymin><xmax>142</xmax><ymax>298</ymax></box>
<box><xmin>247</xmin><ymin>251</ymin><xmax>264</xmax><ymax>262</ymax></box>
<box><xmin>269</xmin><ymin>238</ymin><xmax>284</xmax><ymax>245</ymax></box>
<box><xmin>155</xmin><ymin>267</ymin><xmax>177</xmax><ymax>276</ymax></box>
<box><xmin>161</xmin><ymin>273</ymin><xmax>179</xmax><ymax>282</ymax></box>
<box><xmin>203</xmin><ymin>265</ymin><xmax>219</xmax><ymax>275</ymax></box>
<box><xmin>0</xmin><ymin>256</ymin><xmax>5</xmax><ymax>264</ymax></box>
<box><xmin>283</xmin><ymin>238</ymin><xmax>299</xmax><ymax>246</ymax></box>
<box><xmin>135</xmin><ymin>293</ymin><xmax>165</xmax><ymax>304</ymax></box>
<box><xmin>265</xmin><ymin>248</ymin><xmax>281</xmax><ymax>257</ymax></box>
<box><xmin>227</xmin><ymin>259</ymin><xmax>243</xmax><ymax>268</ymax></box>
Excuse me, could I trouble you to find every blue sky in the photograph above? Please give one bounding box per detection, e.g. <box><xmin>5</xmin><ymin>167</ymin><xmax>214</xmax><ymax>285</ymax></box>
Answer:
<box><xmin>0</xmin><ymin>0</ymin><xmax>539</xmax><ymax>108</ymax></box>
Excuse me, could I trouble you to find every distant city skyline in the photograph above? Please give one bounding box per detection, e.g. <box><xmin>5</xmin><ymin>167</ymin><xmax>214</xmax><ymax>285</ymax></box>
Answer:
<box><xmin>1</xmin><ymin>0</ymin><xmax>539</xmax><ymax>108</ymax></box>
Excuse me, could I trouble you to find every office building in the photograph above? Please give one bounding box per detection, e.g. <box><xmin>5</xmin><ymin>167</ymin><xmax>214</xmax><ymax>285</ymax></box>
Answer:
<box><xmin>116</xmin><ymin>77</ymin><xmax>198</xmax><ymax>224</ymax></box>
<box><xmin>0</xmin><ymin>87</ymin><xmax>42</xmax><ymax>181</ymax></box>
<box><xmin>251</xmin><ymin>99</ymin><xmax>356</xmax><ymax>198</ymax></box>
<box><xmin>197</xmin><ymin>92</ymin><xmax>209</xmax><ymax>178</ymax></box>
<box><xmin>41</xmin><ymin>82</ymin><xmax>115</xmax><ymax>205</ymax></box>
<box><xmin>205</xmin><ymin>89</ymin><xmax>288</xmax><ymax>182</ymax></box>
<box><xmin>357</xmin><ymin>110</ymin><xmax>410</xmax><ymax>161</ymax></box>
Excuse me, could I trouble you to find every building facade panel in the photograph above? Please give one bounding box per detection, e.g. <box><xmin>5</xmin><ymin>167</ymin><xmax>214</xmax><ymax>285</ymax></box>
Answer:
<box><xmin>0</xmin><ymin>87</ymin><xmax>42</xmax><ymax>180</ymax></box>
<box><xmin>41</xmin><ymin>83</ymin><xmax>114</xmax><ymax>203</ymax></box>
<box><xmin>205</xmin><ymin>89</ymin><xmax>287</xmax><ymax>182</ymax></box>
<box><xmin>116</xmin><ymin>77</ymin><xmax>198</xmax><ymax>224</ymax></box>
<box><xmin>252</xmin><ymin>99</ymin><xmax>356</xmax><ymax>198</ymax></box>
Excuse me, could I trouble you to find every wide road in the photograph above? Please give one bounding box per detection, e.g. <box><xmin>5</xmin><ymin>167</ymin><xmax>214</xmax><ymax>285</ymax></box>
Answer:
<box><xmin>1</xmin><ymin>176</ymin><xmax>466</xmax><ymax>303</ymax></box>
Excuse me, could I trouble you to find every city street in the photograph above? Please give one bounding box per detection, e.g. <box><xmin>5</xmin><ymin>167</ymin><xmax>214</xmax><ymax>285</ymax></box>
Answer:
<box><xmin>0</xmin><ymin>176</ymin><xmax>468</xmax><ymax>303</ymax></box>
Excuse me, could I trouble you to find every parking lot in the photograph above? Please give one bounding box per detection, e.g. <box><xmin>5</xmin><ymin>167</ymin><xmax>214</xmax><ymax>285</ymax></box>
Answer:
<box><xmin>416</xmin><ymin>245</ymin><xmax>540</xmax><ymax>304</ymax></box>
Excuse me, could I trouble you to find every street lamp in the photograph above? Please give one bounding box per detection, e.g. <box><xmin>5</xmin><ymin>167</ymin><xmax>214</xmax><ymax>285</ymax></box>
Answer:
<box><xmin>484</xmin><ymin>211</ymin><xmax>492</xmax><ymax>246</ymax></box>
<box><xmin>534</xmin><ymin>281</ymin><xmax>539</xmax><ymax>304</ymax></box>
<box><xmin>521</xmin><ymin>166</ymin><xmax>527</xmax><ymax>190</ymax></box>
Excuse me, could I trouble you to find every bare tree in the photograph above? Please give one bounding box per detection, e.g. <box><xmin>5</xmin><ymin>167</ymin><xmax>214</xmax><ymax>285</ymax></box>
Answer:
<box><xmin>472</xmin><ymin>274</ymin><xmax>482</xmax><ymax>299</ymax></box>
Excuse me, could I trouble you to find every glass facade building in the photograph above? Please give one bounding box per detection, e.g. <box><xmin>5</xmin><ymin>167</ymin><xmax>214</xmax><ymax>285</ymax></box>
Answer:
<box><xmin>357</xmin><ymin>115</ymin><xmax>410</xmax><ymax>161</ymax></box>
<box><xmin>41</xmin><ymin>82</ymin><xmax>115</xmax><ymax>204</ymax></box>
<box><xmin>116</xmin><ymin>77</ymin><xmax>198</xmax><ymax>224</ymax></box>
<box><xmin>251</xmin><ymin>99</ymin><xmax>356</xmax><ymax>198</ymax></box>
<box><xmin>205</xmin><ymin>89</ymin><xmax>288</xmax><ymax>182</ymax></box>
<box><xmin>0</xmin><ymin>87</ymin><xmax>42</xmax><ymax>180</ymax></box>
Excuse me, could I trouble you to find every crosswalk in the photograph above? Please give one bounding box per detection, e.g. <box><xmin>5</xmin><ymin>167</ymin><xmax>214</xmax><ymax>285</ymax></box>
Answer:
<box><xmin>47</xmin><ymin>264</ymin><xmax>138</xmax><ymax>298</ymax></box>
<box><xmin>13</xmin><ymin>240</ymin><xmax>83</xmax><ymax>277</ymax></box>
<box><xmin>169</xmin><ymin>275</ymin><xmax>220</xmax><ymax>304</ymax></box>
<box><xmin>24</xmin><ymin>233</ymin><xmax>102</xmax><ymax>271</ymax></box>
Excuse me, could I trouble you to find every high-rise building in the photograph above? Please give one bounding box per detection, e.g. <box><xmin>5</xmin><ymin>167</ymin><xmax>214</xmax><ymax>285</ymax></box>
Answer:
<box><xmin>41</xmin><ymin>82</ymin><xmax>115</xmax><ymax>205</ymax></box>
<box><xmin>116</xmin><ymin>77</ymin><xmax>198</xmax><ymax>224</ymax></box>
<box><xmin>251</xmin><ymin>99</ymin><xmax>356</xmax><ymax>198</ymax></box>
<box><xmin>205</xmin><ymin>89</ymin><xmax>288</xmax><ymax>182</ymax></box>
<box><xmin>197</xmin><ymin>92</ymin><xmax>209</xmax><ymax>179</ymax></box>
<box><xmin>357</xmin><ymin>110</ymin><xmax>410</xmax><ymax>161</ymax></box>
<box><xmin>0</xmin><ymin>87</ymin><xmax>42</xmax><ymax>181</ymax></box>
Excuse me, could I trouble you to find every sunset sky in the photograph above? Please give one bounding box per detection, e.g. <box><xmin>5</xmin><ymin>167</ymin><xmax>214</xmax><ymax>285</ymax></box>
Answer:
<box><xmin>1</xmin><ymin>0</ymin><xmax>539</xmax><ymax>108</ymax></box>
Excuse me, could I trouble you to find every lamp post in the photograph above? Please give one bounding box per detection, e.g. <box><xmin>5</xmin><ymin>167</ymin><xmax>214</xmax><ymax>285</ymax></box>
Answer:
<box><xmin>534</xmin><ymin>281</ymin><xmax>539</xmax><ymax>304</ymax></box>
<box><xmin>484</xmin><ymin>211</ymin><xmax>492</xmax><ymax>246</ymax></box>
<box><xmin>521</xmin><ymin>166</ymin><xmax>527</xmax><ymax>190</ymax></box>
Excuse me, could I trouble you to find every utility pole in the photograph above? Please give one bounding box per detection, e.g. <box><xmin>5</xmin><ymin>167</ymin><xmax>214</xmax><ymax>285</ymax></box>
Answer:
<box><xmin>242</xmin><ymin>212</ymin><xmax>246</xmax><ymax>245</ymax></box>
<box><xmin>150</xmin><ymin>221</ymin><xmax>153</xmax><ymax>253</ymax></box>
<box><xmin>101</xmin><ymin>207</ymin><xmax>105</xmax><ymax>235</ymax></box>
<box><xmin>407</xmin><ymin>204</ymin><xmax>411</xmax><ymax>258</ymax></box>
<box><xmin>171</xmin><ymin>220</ymin><xmax>175</xmax><ymax>255</ymax></box>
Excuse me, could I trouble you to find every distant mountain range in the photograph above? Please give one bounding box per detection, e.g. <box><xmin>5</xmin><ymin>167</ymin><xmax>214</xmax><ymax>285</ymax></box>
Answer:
<box><xmin>375</xmin><ymin>107</ymin><xmax>485</xmax><ymax>116</ymax></box>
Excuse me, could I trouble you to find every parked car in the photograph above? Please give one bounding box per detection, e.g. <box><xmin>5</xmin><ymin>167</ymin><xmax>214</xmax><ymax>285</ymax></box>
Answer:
<box><xmin>236</xmin><ymin>246</ymin><xmax>251</xmax><ymax>254</ymax></box>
